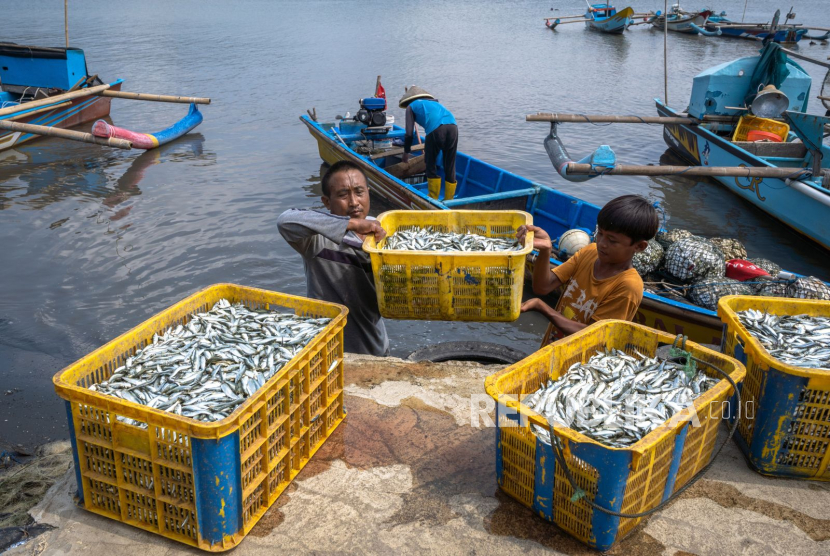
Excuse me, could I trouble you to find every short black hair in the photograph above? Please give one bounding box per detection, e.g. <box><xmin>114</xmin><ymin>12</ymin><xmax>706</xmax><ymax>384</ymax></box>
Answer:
<box><xmin>321</xmin><ymin>160</ymin><xmax>366</xmax><ymax>197</ymax></box>
<box><xmin>596</xmin><ymin>195</ymin><xmax>659</xmax><ymax>244</ymax></box>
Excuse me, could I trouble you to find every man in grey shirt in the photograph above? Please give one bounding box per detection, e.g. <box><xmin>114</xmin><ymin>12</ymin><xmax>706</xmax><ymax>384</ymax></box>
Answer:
<box><xmin>278</xmin><ymin>161</ymin><xmax>390</xmax><ymax>356</ymax></box>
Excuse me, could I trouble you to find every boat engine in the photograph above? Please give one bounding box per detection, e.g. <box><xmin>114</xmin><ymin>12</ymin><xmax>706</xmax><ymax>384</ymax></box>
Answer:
<box><xmin>355</xmin><ymin>97</ymin><xmax>387</xmax><ymax>127</ymax></box>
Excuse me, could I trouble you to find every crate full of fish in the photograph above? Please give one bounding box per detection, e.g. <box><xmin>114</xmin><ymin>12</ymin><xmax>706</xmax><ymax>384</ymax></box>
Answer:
<box><xmin>483</xmin><ymin>320</ymin><xmax>744</xmax><ymax>551</ymax></box>
<box><xmin>52</xmin><ymin>284</ymin><xmax>347</xmax><ymax>551</ymax></box>
<box><xmin>718</xmin><ymin>295</ymin><xmax>830</xmax><ymax>481</ymax></box>
<box><xmin>362</xmin><ymin>210</ymin><xmax>533</xmax><ymax>321</ymax></box>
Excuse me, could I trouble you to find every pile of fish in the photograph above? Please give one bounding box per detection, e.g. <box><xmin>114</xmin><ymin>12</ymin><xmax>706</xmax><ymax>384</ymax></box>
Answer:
<box><xmin>738</xmin><ymin>309</ymin><xmax>830</xmax><ymax>369</ymax></box>
<box><xmin>524</xmin><ymin>350</ymin><xmax>719</xmax><ymax>448</ymax></box>
<box><xmin>89</xmin><ymin>299</ymin><xmax>332</xmax><ymax>423</ymax></box>
<box><xmin>383</xmin><ymin>226</ymin><xmax>522</xmax><ymax>252</ymax></box>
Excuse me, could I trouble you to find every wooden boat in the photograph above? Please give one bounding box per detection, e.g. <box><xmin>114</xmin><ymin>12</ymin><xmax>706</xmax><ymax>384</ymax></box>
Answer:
<box><xmin>91</xmin><ymin>103</ymin><xmax>203</xmax><ymax>149</ymax></box>
<box><xmin>0</xmin><ymin>42</ymin><xmax>209</xmax><ymax>151</ymax></box>
<box><xmin>302</xmin><ymin>112</ymin><xmax>728</xmax><ymax>345</ymax></box>
<box><xmin>528</xmin><ymin>42</ymin><xmax>830</xmax><ymax>251</ymax></box>
<box><xmin>0</xmin><ymin>43</ymin><xmax>121</xmax><ymax>151</ymax></box>
<box><xmin>705</xmin><ymin>14</ymin><xmax>808</xmax><ymax>43</ymax></box>
<box><xmin>545</xmin><ymin>4</ymin><xmax>635</xmax><ymax>34</ymax></box>
<box><xmin>648</xmin><ymin>5</ymin><xmax>713</xmax><ymax>34</ymax></box>
<box><xmin>585</xmin><ymin>4</ymin><xmax>634</xmax><ymax>34</ymax></box>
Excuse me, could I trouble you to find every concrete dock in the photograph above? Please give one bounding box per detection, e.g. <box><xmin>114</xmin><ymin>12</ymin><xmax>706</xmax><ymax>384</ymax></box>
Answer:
<box><xmin>8</xmin><ymin>354</ymin><xmax>830</xmax><ymax>555</ymax></box>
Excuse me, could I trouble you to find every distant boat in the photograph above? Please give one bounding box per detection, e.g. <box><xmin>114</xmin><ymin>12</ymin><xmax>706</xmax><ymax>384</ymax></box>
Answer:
<box><xmin>584</xmin><ymin>4</ymin><xmax>635</xmax><ymax>34</ymax></box>
<box><xmin>648</xmin><ymin>4</ymin><xmax>713</xmax><ymax>34</ymax></box>
<box><xmin>706</xmin><ymin>13</ymin><xmax>818</xmax><ymax>43</ymax></box>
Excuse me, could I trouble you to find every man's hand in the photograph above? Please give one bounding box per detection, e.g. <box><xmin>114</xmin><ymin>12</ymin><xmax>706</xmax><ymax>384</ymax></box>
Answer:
<box><xmin>517</xmin><ymin>225</ymin><xmax>552</xmax><ymax>252</ymax></box>
<box><xmin>347</xmin><ymin>218</ymin><xmax>387</xmax><ymax>241</ymax></box>
<box><xmin>401</xmin><ymin>153</ymin><xmax>410</xmax><ymax>164</ymax></box>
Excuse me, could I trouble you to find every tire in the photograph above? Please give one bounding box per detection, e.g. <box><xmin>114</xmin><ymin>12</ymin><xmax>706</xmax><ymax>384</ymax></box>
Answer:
<box><xmin>406</xmin><ymin>341</ymin><xmax>528</xmax><ymax>365</ymax></box>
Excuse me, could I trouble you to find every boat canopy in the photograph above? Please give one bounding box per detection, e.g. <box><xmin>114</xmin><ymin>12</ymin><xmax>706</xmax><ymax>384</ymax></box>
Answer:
<box><xmin>0</xmin><ymin>43</ymin><xmax>89</xmax><ymax>93</ymax></box>
<box><xmin>687</xmin><ymin>42</ymin><xmax>810</xmax><ymax>119</ymax></box>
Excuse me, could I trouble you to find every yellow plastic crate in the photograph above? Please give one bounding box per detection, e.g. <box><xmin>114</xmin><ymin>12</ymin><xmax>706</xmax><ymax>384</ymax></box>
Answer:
<box><xmin>718</xmin><ymin>295</ymin><xmax>830</xmax><ymax>480</ymax></box>
<box><xmin>731</xmin><ymin>115</ymin><xmax>789</xmax><ymax>142</ymax></box>
<box><xmin>484</xmin><ymin>320</ymin><xmax>745</xmax><ymax>551</ymax></box>
<box><xmin>362</xmin><ymin>210</ymin><xmax>533</xmax><ymax>321</ymax></box>
<box><xmin>53</xmin><ymin>284</ymin><xmax>347</xmax><ymax>551</ymax></box>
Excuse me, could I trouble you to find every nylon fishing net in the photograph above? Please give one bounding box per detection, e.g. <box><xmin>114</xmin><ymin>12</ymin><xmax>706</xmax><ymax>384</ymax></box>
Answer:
<box><xmin>757</xmin><ymin>276</ymin><xmax>830</xmax><ymax>300</ymax></box>
<box><xmin>748</xmin><ymin>257</ymin><xmax>781</xmax><ymax>277</ymax></box>
<box><xmin>688</xmin><ymin>277</ymin><xmax>755</xmax><ymax>311</ymax></box>
<box><xmin>663</xmin><ymin>237</ymin><xmax>726</xmax><ymax>282</ymax></box>
<box><xmin>655</xmin><ymin>228</ymin><xmax>693</xmax><ymax>250</ymax></box>
<box><xmin>710</xmin><ymin>237</ymin><xmax>748</xmax><ymax>261</ymax></box>
<box><xmin>632</xmin><ymin>239</ymin><xmax>664</xmax><ymax>276</ymax></box>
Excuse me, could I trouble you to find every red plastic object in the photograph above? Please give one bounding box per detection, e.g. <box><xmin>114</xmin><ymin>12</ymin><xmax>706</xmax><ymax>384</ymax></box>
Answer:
<box><xmin>747</xmin><ymin>130</ymin><xmax>783</xmax><ymax>143</ymax></box>
<box><xmin>726</xmin><ymin>259</ymin><xmax>771</xmax><ymax>281</ymax></box>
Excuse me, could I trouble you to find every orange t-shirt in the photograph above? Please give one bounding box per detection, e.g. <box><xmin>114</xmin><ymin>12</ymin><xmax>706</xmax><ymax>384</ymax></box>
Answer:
<box><xmin>544</xmin><ymin>243</ymin><xmax>643</xmax><ymax>342</ymax></box>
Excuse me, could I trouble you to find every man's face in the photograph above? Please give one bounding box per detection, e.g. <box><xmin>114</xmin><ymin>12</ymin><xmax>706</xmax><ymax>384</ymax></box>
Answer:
<box><xmin>595</xmin><ymin>227</ymin><xmax>647</xmax><ymax>265</ymax></box>
<box><xmin>322</xmin><ymin>169</ymin><xmax>370</xmax><ymax>219</ymax></box>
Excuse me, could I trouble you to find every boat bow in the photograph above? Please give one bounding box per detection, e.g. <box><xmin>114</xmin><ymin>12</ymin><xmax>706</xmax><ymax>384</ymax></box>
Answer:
<box><xmin>92</xmin><ymin>103</ymin><xmax>203</xmax><ymax>149</ymax></box>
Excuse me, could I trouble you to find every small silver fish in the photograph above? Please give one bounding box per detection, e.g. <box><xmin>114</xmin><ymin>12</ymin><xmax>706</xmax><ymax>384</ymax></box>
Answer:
<box><xmin>382</xmin><ymin>226</ymin><xmax>522</xmax><ymax>253</ymax></box>
<box><xmin>738</xmin><ymin>310</ymin><xmax>830</xmax><ymax>370</ymax></box>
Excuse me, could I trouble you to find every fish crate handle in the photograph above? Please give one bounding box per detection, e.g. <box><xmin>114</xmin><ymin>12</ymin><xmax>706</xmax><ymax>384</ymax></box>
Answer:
<box><xmin>548</xmin><ymin>344</ymin><xmax>741</xmax><ymax>517</ymax></box>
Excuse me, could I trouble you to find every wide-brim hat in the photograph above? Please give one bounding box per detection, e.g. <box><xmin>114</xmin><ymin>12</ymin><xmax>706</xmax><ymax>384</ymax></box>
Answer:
<box><xmin>399</xmin><ymin>86</ymin><xmax>435</xmax><ymax>108</ymax></box>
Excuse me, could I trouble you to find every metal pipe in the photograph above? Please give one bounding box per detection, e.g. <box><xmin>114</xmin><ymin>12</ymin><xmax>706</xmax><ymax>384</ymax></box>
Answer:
<box><xmin>100</xmin><ymin>90</ymin><xmax>211</xmax><ymax>104</ymax></box>
<box><xmin>565</xmin><ymin>162</ymin><xmax>816</xmax><ymax>179</ymax></box>
<box><xmin>0</xmin><ymin>119</ymin><xmax>131</xmax><ymax>149</ymax></box>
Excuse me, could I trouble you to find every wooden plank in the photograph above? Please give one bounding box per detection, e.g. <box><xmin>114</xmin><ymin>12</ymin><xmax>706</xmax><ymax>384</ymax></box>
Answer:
<box><xmin>0</xmin><ymin>119</ymin><xmax>132</xmax><ymax>149</ymax></box>
<box><xmin>0</xmin><ymin>83</ymin><xmax>111</xmax><ymax>118</ymax></box>
<box><xmin>566</xmin><ymin>162</ymin><xmax>816</xmax><ymax>178</ymax></box>
<box><xmin>385</xmin><ymin>156</ymin><xmax>426</xmax><ymax>179</ymax></box>
<box><xmin>6</xmin><ymin>101</ymin><xmax>72</xmax><ymax>121</ymax></box>
<box><xmin>368</xmin><ymin>144</ymin><xmax>425</xmax><ymax>160</ymax></box>
<box><xmin>100</xmin><ymin>90</ymin><xmax>211</xmax><ymax>105</ymax></box>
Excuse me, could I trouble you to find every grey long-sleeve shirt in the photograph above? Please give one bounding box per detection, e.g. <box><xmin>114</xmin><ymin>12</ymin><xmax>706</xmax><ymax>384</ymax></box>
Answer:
<box><xmin>277</xmin><ymin>209</ymin><xmax>390</xmax><ymax>356</ymax></box>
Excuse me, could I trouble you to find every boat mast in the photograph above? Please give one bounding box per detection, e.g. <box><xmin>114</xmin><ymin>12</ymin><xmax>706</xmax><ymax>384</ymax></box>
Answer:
<box><xmin>741</xmin><ymin>0</ymin><xmax>748</xmax><ymax>23</ymax></box>
<box><xmin>64</xmin><ymin>0</ymin><xmax>69</xmax><ymax>47</ymax></box>
<box><xmin>663</xmin><ymin>0</ymin><xmax>669</xmax><ymax>106</ymax></box>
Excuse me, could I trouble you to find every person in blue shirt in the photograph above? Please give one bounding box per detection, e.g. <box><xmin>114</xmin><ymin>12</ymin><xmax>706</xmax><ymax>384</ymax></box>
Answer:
<box><xmin>399</xmin><ymin>86</ymin><xmax>458</xmax><ymax>201</ymax></box>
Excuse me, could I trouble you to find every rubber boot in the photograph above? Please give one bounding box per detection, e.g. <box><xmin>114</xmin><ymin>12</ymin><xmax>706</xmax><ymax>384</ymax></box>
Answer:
<box><xmin>444</xmin><ymin>181</ymin><xmax>457</xmax><ymax>201</ymax></box>
<box><xmin>427</xmin><ymin>178</ymin><xmax>441</xmax><ymax>200</ymax></box>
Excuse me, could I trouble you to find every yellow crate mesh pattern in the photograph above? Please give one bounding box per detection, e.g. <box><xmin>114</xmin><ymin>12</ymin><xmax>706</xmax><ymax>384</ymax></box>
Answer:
<box><xmin>365</xmin><ymin>211</ymin><xmax>533</xmax><ymax>321</ymax></box>
<box><xmin>779</xmin><ymin>387</ymin><xmax>830</xmax><ymax>470</ymax></box>
<box><xmin>54</xmin><ymin>284</ymin><xmax>348</xmax><ymax>550</ymax></box>
<box><xmin>484</xmin><ymin>320</ymin><xmax>744</xmax><ymax>549</ymax></box>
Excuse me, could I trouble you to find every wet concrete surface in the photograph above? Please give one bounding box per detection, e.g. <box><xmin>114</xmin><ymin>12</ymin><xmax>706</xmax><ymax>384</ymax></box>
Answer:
<box><xmin>8</xmin><ymin>354</ymin><xmax>830</xmax><ymax>555</ymax></box>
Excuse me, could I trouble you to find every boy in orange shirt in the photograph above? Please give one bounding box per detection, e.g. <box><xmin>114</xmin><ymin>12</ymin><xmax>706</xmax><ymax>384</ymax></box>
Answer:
<box><xmin>518</xmin><ymin>195</ymin><xmax>658</xmax><ymax>343</ymax></box>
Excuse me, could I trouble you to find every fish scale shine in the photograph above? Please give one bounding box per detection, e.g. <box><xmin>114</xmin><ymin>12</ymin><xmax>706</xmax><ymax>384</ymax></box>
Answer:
<box><xmin>524</xmin><ymin>349</ymin><xmax>718</xmax><ymax>448</ymax></box>
<box><xmin>383</xmin><ymin>226</ymin><xmax>522</xmax><ymax>252</ymax></box>
<box><xmin>737</xmin><ymin>309</ymin><xmax>830</xmax><ymax>370</ymax></box>
<box><xmin>88</xmin><ymin>299</ymin><xmax>331</xmax><ymax>424</ymax></box>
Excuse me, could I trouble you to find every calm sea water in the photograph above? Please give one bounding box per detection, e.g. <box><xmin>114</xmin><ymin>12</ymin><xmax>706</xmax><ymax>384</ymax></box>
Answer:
<box><xmin>1</xmin><ymin>0</ymin><xmax>828</xmax><ymax>446</ymax></box>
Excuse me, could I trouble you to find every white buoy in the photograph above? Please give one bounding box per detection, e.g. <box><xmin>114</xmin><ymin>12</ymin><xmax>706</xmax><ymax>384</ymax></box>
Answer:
<box><xmin>558</xmin><ymin>229</ymin><xmax>591</xmax><ymax>258</ymax></box>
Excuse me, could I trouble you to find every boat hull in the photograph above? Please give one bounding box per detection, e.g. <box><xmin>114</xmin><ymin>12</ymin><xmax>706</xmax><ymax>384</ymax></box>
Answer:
<box><xmin>652</xmin><ymin>12</ymin><xmax>710</xmax><ymax>34</ymax></box>
<box><xmin>303</xmin><ymin>115</ymin><xmax>725</xmax><ymax>345</ymax></box>
<box><xmin>0</xmin><ymin>81</ymin><xmax>121</xmax><ymax>152</ymax></box>
<box><xmin>586</xmin><ymin>7</ymin><xmax>633</xmax><ymax>34</ymax></box>
<box><xmin>717</xmin><ymin>26</ymin><xmax>806</xmax><ymax>43</ymax></box>
<box><xmin>657</xmin><ymin>101</ymin><xmax>830</xmax><ymax>251</ymax></box>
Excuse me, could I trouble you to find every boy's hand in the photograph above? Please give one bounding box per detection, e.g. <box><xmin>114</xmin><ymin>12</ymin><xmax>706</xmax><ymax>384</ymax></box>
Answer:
<box><xmin>348</xmin><ymin>219</ymin><xmax>387</xmax><ymax>241</ymax></box>
<box><xmin>517</xmin><ymin>225</ymin><xmax>552</xmax><ymax>252</ymax></box>
<box><xmin>521</xmin><ymin>298</ymin><xmax>548</xmax><ymax>314</ymax></box>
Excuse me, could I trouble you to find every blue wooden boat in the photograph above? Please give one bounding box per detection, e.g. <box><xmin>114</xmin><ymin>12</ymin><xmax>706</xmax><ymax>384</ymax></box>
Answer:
<box><xmin>302</xmin><ymin>111</ymin><xmax>730</xmax><ymax>345</ymax></box>
<box><xmin>585</xmin><ymin>4</ymin><xmax>634</xmax><ymax>34</ymax></box>
<box><xmin>706</xmin><ymin>14</ymin><xmax>810</xmax><ymax>43</ymax></box>
<box><xmin>0</xmin><ymin>43</ymin><xmax>121</xmax><ymax>151</ymax></box>
<box><xmin>536</xmin><ymin>41</ymin><xmax>830</xmax><ymax>251</ymax></box>
<box><xmin>648</xmin><ymin>5</ymin><xmax>714</xmax><ymax>35</ymax></box>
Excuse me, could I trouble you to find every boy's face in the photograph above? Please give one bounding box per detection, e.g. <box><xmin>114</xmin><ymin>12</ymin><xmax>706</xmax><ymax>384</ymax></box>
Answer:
<box><xmin>595</xmin><ymin>227</ymin><xmax>648</xmax><ymax>265</ymax></box>
<box><xmin>322</xmin><ymin>169</ymin><xmax>370</xmax><ymax>219</ymax></box>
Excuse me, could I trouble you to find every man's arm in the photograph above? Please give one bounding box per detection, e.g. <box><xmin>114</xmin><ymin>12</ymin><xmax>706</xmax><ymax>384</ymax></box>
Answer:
<box><xmin>521</xmin><ymin>298</ymin><xmax>588</xmax><ymax>336</ymax></box>
<box><xmin>278</xmin><ymin>210</ymin><xmax>386</xmax><ymax>254</ymax></box>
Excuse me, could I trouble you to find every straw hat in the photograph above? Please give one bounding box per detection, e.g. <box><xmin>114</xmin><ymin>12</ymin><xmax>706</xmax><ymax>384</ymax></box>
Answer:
<box><xmin>399</xmin><ymin>86</ymin><xmax>435</xmax><ymax>108</ymax></box>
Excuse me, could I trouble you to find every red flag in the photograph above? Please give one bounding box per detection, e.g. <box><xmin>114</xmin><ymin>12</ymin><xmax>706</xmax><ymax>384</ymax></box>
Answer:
<box><xmin>375</xmin><ymin>80</ymin><xmax>386</xmax><ymax>110</ymax></box>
